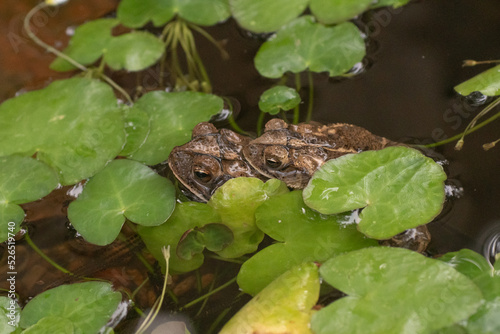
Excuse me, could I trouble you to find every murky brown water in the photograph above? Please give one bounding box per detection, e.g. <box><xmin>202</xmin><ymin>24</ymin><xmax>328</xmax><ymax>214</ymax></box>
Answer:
<box><xmin>1</xmin><ymin>0</ymin><xmax>499</xmax><ymax>332</ymax></box>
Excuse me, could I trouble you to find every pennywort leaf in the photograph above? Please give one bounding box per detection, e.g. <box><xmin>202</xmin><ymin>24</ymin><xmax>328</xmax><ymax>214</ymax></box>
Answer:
<box><xmin>0</xmin><ymin>296</ymin><xmax>20</xmax><ymax>334</ymax></box>
<box><xmin>310</xmin><ymin>0</ymin><xmax>373</xmax><ymax>24</ymax></box>
<box><xmin>68</xmin><ymin>159</ymin><xmax>176</xmax><ymax>246</ymax></box>
<box><xmin>303</xmin><ymin>146</ymin><xmax>447</xmax><ymax>239</ymax></box>
<box><xmin>258</xmin><ymin>85</ymin><xmax>301</xmax><ymax>115</ymax></box>
<box><xmin>455</xmin><ymin>64</ymin><xmax>500</xmax><ymax>97</ymax></box>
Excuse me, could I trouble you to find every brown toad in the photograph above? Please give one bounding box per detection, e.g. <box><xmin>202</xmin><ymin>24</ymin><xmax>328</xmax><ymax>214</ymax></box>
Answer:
<box><xmin>242</xmin><ymin>119</ymin><xmax>396</xmax><ymax>188</ymax></box>
<box><xmin>168</xmin><ymin>122</ymin><xmax>266</xmax><ymax>202</ymax></box>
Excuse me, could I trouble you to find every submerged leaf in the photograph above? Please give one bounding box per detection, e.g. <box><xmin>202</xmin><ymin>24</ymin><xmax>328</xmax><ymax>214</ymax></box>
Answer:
<box><xmin>310</xmin><ymin>0</ymin><xmax>373</xmax><ymax>24</ymax></box>
<box><xmin>126</xmin><ymin>91</ymin><xmax>223</xmax><ymax>165</ymax></box>
<box><xmin>68</xmin><ymin>159</ymin><xmax>176</xmax><ymax>246</ymax></box>
<box><xmin>303</xmin><ymin>146</ymin><xmax>446</xmax><ymax>239</ymax></box>
<box><xmin>237</xmin><ymin>191</ymin><xmax>376</xmax><ymax>295</ymax></box>
<box><xmin>258</xmin><ymin>85</ymin><xmax>301</xmax><ymax>115</ymax></box>
<box><xmin>220</xmin><ymin>262</ymin><xmax>319</xmax><ymax>334</ymax></box>
<box><xmin>255</xmin><ymin>16</ymin><xmax>365</xmax><ymax>78</ymax></box>
<box><xmin>138</xmin><ymin>202</ymin><xmax>221</xmax><ymax>273</ymax></box>
<box><xmin>230</xmin><ymin>0</ymin><xmax>308</xmax><ymax>33</ymax></box>
<box><xmin>176</xmin><ymin>223</ymin><xmax>233</xmax><ymax>260</ymax></box>
<box><xmin>439</xmin><ymin>248</ymin><xmax>493</xmax><ymax>280</ymax></box>
<box><xmin>0</xmin><ymin>155</ymin><xmax>59</xmax><ymax>242</ymax></box>
<box><xmin>454</xmin><ymin>64</ymin><xmax>500</xmax><ymax>96</ymax></box>
<box><xmin>312</xmin><ymin>247</ymin><xmax>483</xmax><ymax>334</ymax></box>
<box><xmin>20</xmin><ymin>282</ymin><xmax>121</xmax><ymax>333</ymax></box>
<box><xmin>0</xmin><ymin>78</ymin><xmax>125</xmax><ymax>185</ymax></box>
<box><xmin>118</xmin><ymin>0</ymin><xmax>230</xmax><ymax>27</ymax></box>
<box><xmin>208</xmin><ymin>178</ymin><xmax>289</xmax><ymax>258</ymax></box>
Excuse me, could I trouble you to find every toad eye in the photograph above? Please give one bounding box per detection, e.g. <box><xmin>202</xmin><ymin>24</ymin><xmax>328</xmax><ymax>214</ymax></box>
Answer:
<box><xmin>265</xmin><ymin>158</ymin><xmax>282</xmax><ymax>169</ymax></box>
<box><xmin>263</xmin><ymin>146</ymin><xmax>289</xmax><ymax>170</ymax></box>
<box><xmin>194</xmin><ymin>168</ymin><xmax>212</xmax><ymax>183</ymax></box>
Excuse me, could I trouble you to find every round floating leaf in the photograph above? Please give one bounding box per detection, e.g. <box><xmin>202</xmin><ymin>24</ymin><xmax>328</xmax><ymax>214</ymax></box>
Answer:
<box><xmin>126</xmin><ymin>91</ymin><xmax>223</xmax><ymax>165</ymax></box>
<box><xmin>138</xmin><ymin>202</ymin><xmax>221</xmax><ymax>273</ymax></box>
<box><xmin>22</xmin><ymin>316</ymin><xmax>74</xmax><ymax>334</ymax></box>
<box><xmin>0</xmin><ymin>78</ymin><xmax>125</xmax><ymax>185</ymax></box>
<box><xmin>177</xmin><ymin>223</ymin><xmax>233</xmax><ymax>260</ymax></box>
<box><xmin>119</xmin><ymin>105</ymin><xmax>151</xmax><ymax>156</ymax></box>
<box><xmin>312</xmin><ymin>247</ymin><xmax>483</xmax><ymax>334</ymax></box>
<box><xmin>68</xmin><ymin>159</ymin><xmax>176</xmax><ymax>246</ymax></box>
<box><xmin>371</xmin><ymin>0</ymin><xmax>411</xmax><ymax>9</ymax></box>
<box><xmin>439</xmin><ymin>249</ymin><xmax>493</xmax><ymax>280</ymax></box>
<box><xmin>255</xmin><ymin>16</ymin><xmax>365</xmax><ymax>78</ymax></box>
<box><xmin>220</xmin><ymin>262</ymin><xmax>319</xmax><ymax>334</ymax></box>
<box><xmin>103</xmin><ymin>31</ymin><xmax>165</xmax><ymax>71</ymax></box>
<box><xmin>20</xmin><ymin>281</ymin><xmax>121</xmax><ymax>333</ymax></box>
<box><xmin>0</xmin><ymin>155</ymin><xmax>59</xmax><ymax>242</ymax></box>
<box><xmin>118</xmin><ymin>0</ymin><xmax>230</xmax><ymax>27</ymax></box>
<box><xmin>50</xmin><ymin>18</ymin><xmax>119</xmax><ymax>71</ymax></box>
<box><xmin>303</xmin><ymin>146</ymin><xmax>447</xmax><ymax>239</ymax></box>
<box><xmin>208</xmin><ymin>178</ymin><xmax>289</xmax><ymax>258</ymax></box>
<box><xmin>310</xmin><ymin>0</ymin><xmax>373</xmax><ymax>24</ymax></box>
<box><xmin>258</xmin><ymin>85</ymin><xmax>301</xmax><ymax>115</ymax></box>
<box><xmin>230</xmin><ymin>0</ymin><xmax>308</xmax><ymax>33</ymax></box>
<box><xmin>237</xmin><ymin>191</ymin><xmax>376</xmax><ymax>295</ymax></box>
<box><xmin>0</xmin><ymin>296</ymin><xmax>20</xmax><ymax>334</ymax></box>
<box><xmin>455</xmin><ymin>64</ymin><xmax>500</xmax><ymax>97</ymax></box>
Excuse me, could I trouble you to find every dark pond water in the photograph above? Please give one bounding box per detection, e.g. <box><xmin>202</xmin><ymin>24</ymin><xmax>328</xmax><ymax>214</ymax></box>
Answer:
<box><xmin>0</xmin><ymin>0</ymin><xmax>499</xmax><ymax>332</ymax></box>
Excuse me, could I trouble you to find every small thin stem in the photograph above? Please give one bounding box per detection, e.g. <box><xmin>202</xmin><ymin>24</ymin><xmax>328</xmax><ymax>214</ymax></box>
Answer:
<box><xmin>227</xmin><ymin>112</ymin><xmax>250</xmax><ymax>136</ymax></box>
<box><xmin>100</xmin><ymin>75</ymin><xmax>133</xmax><ymax>104</ymax></box>
<box><xmin>205</xmin><ymin>253</ymin><xmax>248</xmax><ymax>264</ymax></box>
<box><xmin>180</xmin><ymin>277</ymin><xmax>237</xmax><ymax>311</ymax></box>
<box><xmin>463</xmin><ymin>59</ymin><xmax>500</xmax><ymax>67</ymax></box>
<box><xmin>131</xmin><ymin>276</ymin><xmax>150</xmax><ymax>299</ymax></box>
<box><xmin>256</xmin><ymin>111</ymin><xmax>266</xmax><ymax>136</ymax></box>
<box><xmin>187</xmin><ymin>22</ymin><xmax>229</xmax><ymax>60</ymax></box>
<box><xmin>24</xmin><ymin>231</ymin><xmax>72</xmax><ymax>275</ymax></box>
<box><xmin>483</xmin><ymin>138</ymin><xmax>499</xmax><ymax>151</ymax></box>
<box><xmin>305</xmin><ymin>71</ymin><xmax>314</xmax><ymax>122</ymax></box>
<box><xmin>293</xmin><ymin>73</ymin><xmax>301</xmax><ymax>124</ymax></box>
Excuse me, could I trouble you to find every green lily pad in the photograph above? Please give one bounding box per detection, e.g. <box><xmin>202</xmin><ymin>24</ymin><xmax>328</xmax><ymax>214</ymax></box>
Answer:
<box><xmin>312</xmin><ymin>247</ymin><xmax>483</xmax><ymax>334</ymax></box>
<box><xmin>237</xmin><ymin>190</ymin><xmax>377</xmax><ymax>295</ymax></box>
<box><xmin>0</xmin><ymin>296</ymin><xmax>20</xmax><ymax>334</ymax></box>
<box><xmin>258</xmin><ymin>85</ymin><xmax>301</xmax><ymax>115</ymax></box>
<box><xmin>51</xmin><ymin>19</ymin><xmax>165</xmax><ymax>72</ymax></box>
<box><xmin>0</xmin><ymin>155</ymin><xmax>59</xmax><ymax>242</ymax></box>
<box><xmin>50</xmin><ymin>19</ymin><xmax>119</xmax><ymax>71</ymax></box>
<box><xmin>20</xmin><ymin>282</ymin><xmax>121</xmax><ymax>333</ymax></box>
<box><xmin>303</xmin><ymin>146</ymin><xmax>447</xmax><ymax>239</ymax></box>
<box><xmin>255</xmin><ymin>16</ymin><xmax>365</xmax><ymax>78</ymax></box>
<box><xmin>22</xmin><ymin>316</ymin><xmax>74</xmax><ymax>334</ymax></box>
<box><xmin>177</xmin><ymin>223</ymin><xmax>233</xmax><ymax>260</ymax></box>
<box><xmin>119</xmin><ymin>105</ymin><xmax>151</xmax><ymax>157</ymax></box>
<box><xmin>371</xmin><ymin>0</ymin><xmax>411</xmax><ymax>8</ymax></box>
<box><xmin>126</xmin><ymin>91</ymin><xmax>223</xmax><ymax>165</ymax></box>
<box><xmin>439</xmin><ymin>249</ymin><xmax>493</xmax><ymax>280</ymax></box>
<box><xmin>455</xmin><ymin>64</ymin><xmax>500</xmax><ymax>97</ymax></box>
<box><xmin>220</xmin><ymin>262</ymin><xmax>319</xmax><ymax>334</ymax></box>
<box><xmin>117</xmin><ymin>0</ymin><xmax>230</xmax><ymax>28</ymax></box>
<box><xmin>138</xmin><ymin>202</ymin><xmax>221</xmax><ymax>273</ymax></box>
<box><xmin>208</xmin><ymin>178</ymin><xmax>289</xmax><ymax>258</ymax></box>
<box><xmin>0</xmin><ymin>78</ymin><xmax>125</xmax><ymax>185</ymax></box>
<box><xmin>230</xmin><ymin>0</ymin><xmax>308</xmax><ymax>33</ymax></box>
<box><xmin>68</xmin><ymin>159</ymin><xmax>176</xmax><ymax>246</ymax></box>
<box><xmin>310</xmin><ymin>0</ymin><xmax>374</xmax><ymax>24</ymax></box>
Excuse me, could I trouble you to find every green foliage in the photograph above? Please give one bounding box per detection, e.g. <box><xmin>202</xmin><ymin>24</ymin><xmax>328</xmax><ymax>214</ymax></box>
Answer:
<box><xmin>229</xmin><ymin>0</ymin><xmax>309</xmax><ymax>33</ymax></box>
<box><xmin>258</xmin><ymin>85</ymin><xmax>301</xmax><ymax>115</ymax></box>
<box><xmin>439</xmin><ymin>248</ymin><xmax>493</xmax><ymax>280</ymax></box>
<box><xmin>20</xmin><ymin>282</ymin><xmax>121</xmax><ymax>333</ymax></box>
<box><xmin>138</xmin><ymin>202</ymin><xmax>222</xmax><ymax>273</ymax></box>
<box><xmin>117</xmin><ymin>0</ymin><xmax>230</xmax><ymax>28</ymax></box>
<box><xmin>208</xmin><ymin>178</ymin><xmax>289</xmax><ymax>258</ymax></box>
<box><xmin>0</xmin><ymin>77</ymin><xmax>125</xmax><ymax>185</ymax></box>
<box><xmin>51</xmin><ymin>19</ymin><xmax>165</xmax><ymax>72</ymax></box>
<box><xmin>454</xmin><ymin>64</ymin><xmax>500</xmax><ymax>96</ymax></box>
<box><xmin>220</xmin><ymin>262</ymin><xmax>319</xmax><ymax>334</ymax></box>
<box><xmin>119</xmin><ymin>105</ymin><xmax>151</xmax><ymax>157</ymax></box>
<box><xmin>125</xmin><ymin>91</ymin><xmax>223</xmax><ymax>165</ymax></box>
<box><xmin>255</xmin><ymin>16</ymin><xmax>365</xmax><ymax>78</ymax></box>
<box><xmin>177</xmin><ymin>223</ymin><xmax>234</xmax><ymax>260</ymax></box>
<box><xmin>237</xmin><ymin>191</ymin><xmax>377</xmax><ymax>295</ymax></box>
<box><xmin>0</xmin><ymin>155</ymin><xmax>58</xmax><ymax>242</ymax></box>
<box><xmin>310</xmin><ymin>0</ymin><xmax>373</xmax><ymax>24</ymax></box>
<box><xmin>22</xmin><ymin>316</ymin><xmax>74</xmax><ymax>334</ymax></box>
<box><xmin>371</xmin><ymin>0</ymin><xmax>411</xmax><ymax>8</ymax></box>
<box><xmin>0</xmin><ymin>297</ymin><xmax>20</xmax><ymax>334</ymax></box>
<box><xmin>303</xmin><ymin>147</ymin><xmax>447</xmax><ymax>239</ymax></box>
<box><xmin>312</xmin><ymin>247</ymin><xmax>483</xmax><ymax>334</ymax></box>
<box><xmin>68</xmin><ymin>159</ymin><xmax>176</xmax><ymax>246</ymax></box>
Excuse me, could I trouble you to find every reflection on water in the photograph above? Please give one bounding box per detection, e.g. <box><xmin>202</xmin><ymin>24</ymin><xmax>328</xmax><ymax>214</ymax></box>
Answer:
<box><xmin>479</xmin><ymin>221</ymin><xmax>500</xmax><ymax>266</ymax></box>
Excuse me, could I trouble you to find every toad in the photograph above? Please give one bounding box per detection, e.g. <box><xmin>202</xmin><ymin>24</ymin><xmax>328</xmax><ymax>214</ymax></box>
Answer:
<box><xmin>242</xmin><ymin>119</ymin><xmax>396</xmax><ymax>188</ymax></box>
<box><xmin>168</xmin><ymin>122</ymin><xmax>266</xmax><ymax>202</ymax></box>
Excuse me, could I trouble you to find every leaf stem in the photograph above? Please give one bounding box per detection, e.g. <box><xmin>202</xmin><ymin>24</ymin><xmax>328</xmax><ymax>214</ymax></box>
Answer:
<box><xmin>187</xmin><ymin>22</ymin><xmax>229</xmax><ymax>60</ymax></box>
<box><xmin>305</xmin><ymin>71</ymin><xmax>314</xmax><ymax>122</ymax></box>
<box><xmin>293</xmin><ymin>73</ymin><xmax>301</xmax><ymax>124</ymax></box>
<box><xmin>257</xmin><ymin>111</ymin><xmax>266</xmax><ymax>136</ymax></box>
<box><xmin>180</xmin><ymin>277</ymin><xmax>237</xmax><ymax>311</ymax></box>
<box><xmin>24</xmin><ymin>230</ymin><xmax>72</xmax><ymax>275</ymax></box>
